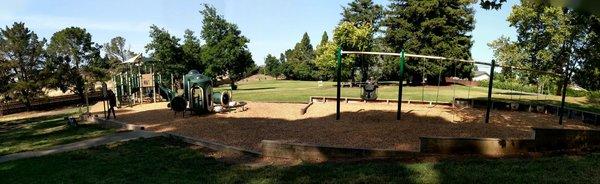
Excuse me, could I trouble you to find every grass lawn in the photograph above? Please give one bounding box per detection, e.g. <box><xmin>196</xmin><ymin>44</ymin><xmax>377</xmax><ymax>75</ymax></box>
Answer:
<box><xmin>216</xmin><ymin>79</ymin><xmax>600</xmax><ymax>113</ymax></box>
<box><xmin>0</xmin><ymin>112</ymin><xmax>116</xmax><ymax>155</ymax></box>
<box><xmin>2</xmin><ymin>137</ymin><xmax>600</xmax><ymax>184</ymax></box>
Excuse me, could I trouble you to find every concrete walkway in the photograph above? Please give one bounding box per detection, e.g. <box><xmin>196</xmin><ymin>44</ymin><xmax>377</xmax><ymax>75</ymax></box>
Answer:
<box><xmin>0</xmin><ymin>131</ymin><xmax>159</xmax><ymax>163</ymax></box>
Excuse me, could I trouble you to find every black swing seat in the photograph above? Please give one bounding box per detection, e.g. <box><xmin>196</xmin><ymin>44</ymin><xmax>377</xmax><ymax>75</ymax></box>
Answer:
<box><xmin>361</xmin><ymin>83</ymin><xmax>378</xmax><ymax>101</ymax></box>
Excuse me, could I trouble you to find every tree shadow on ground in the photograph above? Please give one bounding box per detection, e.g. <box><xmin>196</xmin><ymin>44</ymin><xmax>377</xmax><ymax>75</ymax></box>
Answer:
<box><xmin>2</xmin><ymin>136</ymin><xmax>600</xmax><ymax>183</ymax></box>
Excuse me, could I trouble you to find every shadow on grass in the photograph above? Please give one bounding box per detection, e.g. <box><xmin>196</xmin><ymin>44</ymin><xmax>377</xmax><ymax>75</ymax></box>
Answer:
<box><xmin>494</xmin><ymin>92</ymin><xmax>534</xmax><ymax>96</ymax></box>
<box><xmin>235</xmin><ymin>87</ymin><xmax>276</xmax><ymax>91</ymax></box>
<box><xmin>0</xmin><ymin>114</ymin><xmax>115</xmax><ymax>155</ymax></box>
<box><xmin>2</xmin><ymin>137</ymin><xmax>600</xmax><ymax>183</ymax></box>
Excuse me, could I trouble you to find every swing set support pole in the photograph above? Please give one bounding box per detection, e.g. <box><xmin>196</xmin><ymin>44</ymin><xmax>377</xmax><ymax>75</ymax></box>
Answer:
<box><xmin>336</xmin><ymin>47</ymin><xmax>342</xmax><ymax>120</ymax></box>
<box><xmin>398</xmin><ymin>50</ymin><xmax>405</xmax><ymax>120</ymax></box>
<box><xmin>485</xmin><ymin>60</ymin><xmax>496</xmax><ymax>124</ymax></box>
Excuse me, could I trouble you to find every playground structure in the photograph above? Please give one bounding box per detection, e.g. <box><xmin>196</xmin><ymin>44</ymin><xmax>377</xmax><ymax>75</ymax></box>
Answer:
<box><xmin>111</xmin><ymin>55</ymin><xmax>234</xmax><ymax>115</ymax></box>
<box><xmin>112</xmin><ymin>54</ymin><xmax>159</xmax><ymax>107</ymax></box>
<box><xmin>165</xmin><ymin>70</ymin><xmax>232</xmax><ymax>115</ymax></box>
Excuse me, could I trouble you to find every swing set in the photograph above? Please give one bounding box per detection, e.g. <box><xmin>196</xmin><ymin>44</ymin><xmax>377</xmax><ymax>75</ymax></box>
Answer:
<box><xmin>334</xmin><ymin>48</ymin><xmax>569</xmax><ymax>124</ymax></box>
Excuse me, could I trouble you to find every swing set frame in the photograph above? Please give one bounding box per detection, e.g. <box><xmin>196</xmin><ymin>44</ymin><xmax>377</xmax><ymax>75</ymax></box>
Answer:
<box><xmin>335</xmin><ymin>48</ymin><xmax>569</xmax><ymax>125</ymax></box>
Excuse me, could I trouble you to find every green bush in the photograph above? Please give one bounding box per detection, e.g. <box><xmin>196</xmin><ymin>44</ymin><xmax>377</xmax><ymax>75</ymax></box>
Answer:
<box><xmin>588</xmin><ymin>91</ymin><xmax>600</xmax><ymax>104</ymax></box>
<box><xmin>479</xmin><ymin>80</ymin><xmax>537</xmax><ymax>94</ymax></box>
<box><xmin>480</xmin><ymin>80</ymin><xmax>590</xmax><ymax>98</ymax></box>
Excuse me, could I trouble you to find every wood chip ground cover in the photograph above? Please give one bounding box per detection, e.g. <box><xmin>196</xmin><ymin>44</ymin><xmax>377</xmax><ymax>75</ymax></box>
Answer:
<box><xmin>96</xmin><ymin>102</ymin><xmax>596</xmax><ymax>152</ymax></box>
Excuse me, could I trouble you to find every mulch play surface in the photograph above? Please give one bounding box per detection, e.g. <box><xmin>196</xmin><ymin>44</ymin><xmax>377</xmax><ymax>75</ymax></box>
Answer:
<box><xmin>101</xmin><ymin>101</ymin><xmax>596</xmax><ymax>152</ymax></box>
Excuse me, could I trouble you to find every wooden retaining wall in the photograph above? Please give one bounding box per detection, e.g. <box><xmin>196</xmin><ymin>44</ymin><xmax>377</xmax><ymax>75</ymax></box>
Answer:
<box><xmin>261</xmin><ymin>140</ymin><xmax>417</xmax><ymax>162</ymax></box>
<box><xmin>421</xmin><ymin>128</ymin><xmax>600</xmax><ymax>156</ymax></box>
<box><xmin>419</xmin><ymin>137</ymin><xmax>534</xmax><ymax>157</ymax></box>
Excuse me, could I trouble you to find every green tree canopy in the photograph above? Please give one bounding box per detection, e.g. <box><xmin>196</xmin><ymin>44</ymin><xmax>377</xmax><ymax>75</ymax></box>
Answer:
<box><xmin>182</xmin><ymin>29</ymin><xmax>204</xmax><ymax>72</ymax></box>
<box><xmin>319</xmin><ymin>31</ymin><xmax>329</xmax><ymax>46</ymax></box>
<box><xmin>284</xmin><ymin>33</ymin><xmax>316</xmax><ymax>80</ymax></box>
<box><xmin>341</xmin><ymin>0</ymin><xmax>383</xmax><ymax>32</ymax></box>
<box><xmin>47</xmin><ymin>27</ymin><xmax>101</xmax><ymax>100</ymax></box>
<box><xmin>264</xmin><ymin>54</ymin><xmax>281</xmax><ymax>79</ymax></box>
<box><xmin>200</xmin><ymin>4</ymin><xmax>254</xmax><ymax>88</ymax></box>
<box><xmin>489</xmin><ymin>1</ymin><xmax>599</xmax><ymax>93</ymax></box>
<box><xmin>384</xmin><ymin>0</ymin><xmax>475</xmax><ymax>84</ymax></box>
<box><xmin>0</xmin><ymin>22</ymin><xmax>46</xmax><ymax>108</ymax></box>
<box><xmin>145</xmin><ymin>25</ymin><xmax>184</xmax><ymax>75</ymax></box>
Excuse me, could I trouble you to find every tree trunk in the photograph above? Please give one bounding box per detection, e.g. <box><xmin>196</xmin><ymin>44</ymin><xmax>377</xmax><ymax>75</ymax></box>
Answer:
<box><xmin>230</xmin><ymin>80</ymin><xmax>237</xmax><ymax>90</ymax></box>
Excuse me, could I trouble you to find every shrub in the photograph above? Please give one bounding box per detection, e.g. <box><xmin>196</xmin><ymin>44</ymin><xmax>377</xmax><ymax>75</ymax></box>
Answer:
<box><xmin>588</xmin><ymin>91</ymin><xmax>600</xmax><ymax>104</ymax></box>
<box><xmin>480</xmin><ymin>80</ymin><xmax>590</xmax><ymax>98</ymax></box>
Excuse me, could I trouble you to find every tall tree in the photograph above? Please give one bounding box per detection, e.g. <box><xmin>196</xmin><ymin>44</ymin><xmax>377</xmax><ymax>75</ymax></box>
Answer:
<box><xmin>384</xmin><ymin>0</ymin><xmax>475</xmax><ymax>85</ymax></box>
<box><xmin>0</xmin><ymin>22</ymin><xmax>46</xmax><ymax>108</ymax></box>
<box><xmin>319</xmin><ymin>31</ymin><xmax>329</xmax><ymax>46</ymax></box>
<box><xmin>264</xmin><ymin>54</ymin><xmax>281</xmax><ymax>79</ymax></box>
<box><xmin>182</xmin><ymin>29</ymin><xmax>204</xmax><ymax>72</ymax></box>
<box><xmin>47</xmin><ymin>27</ymin><xmax>100</xmax><ymax>101</ymax></box>
<box><xmin>286</xmin><ymin>33</ymin><xmax>316</xmax><ymax>80</ymax></box>
<box><xmin>341</xmin><ymin>0</ymin><xmax>383</xmax><ymax>83</ymax></box>
<box><xmin>573</xmin><ymin>14</ymin><xmax>600</xmax><ymax>91</ymax></box>
<box><xmin>489</xmin><ymin>1</ymin><xmax>594</xmax><ymax>93</ymax></box>
<box><xmin>145</xmin><ymin>25</ymin><xmax>184</xmax><ymax>75</ymax></box>
<box><xmin>200</xmin><ymin>4</ymin><xmax>254</xmax><ymax>89</ymax></box>
<box><xmin>104</xmin><ymin>36</ymin><xmax>135</xmax><ymax>73</ymax></box>
<box><xmin>337</xmin><ymin>22</ymin><xmax>374</xmax><ymax>82</ymax></box>
<box><xmin>341</xmin><ymin>0</ymin><xmax>383</xmax><ymax>31</ymax></box>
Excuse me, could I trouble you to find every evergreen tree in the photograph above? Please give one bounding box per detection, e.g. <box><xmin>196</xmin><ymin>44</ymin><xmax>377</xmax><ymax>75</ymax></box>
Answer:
<box><xmin>384</xmin><ymin>0</ymin><xmax>475</xmax><ymax>85</ymax></box>
<box><xmin>319</xmin><ymin>31</ymin><xmax>329</xmax><ymax>46</ymax></box>
<box><xmin>286</xmin><ymin>33</ymin><xmax>316</xmax><ymax>80</ymax></box>
<box><xmin>0</xmin><ymin>22</ymin><xmax>46</xmax><ymax>108</ymax></box>
<box><xmin>341</xmin><ymin>0</ymin><xmax>383</xmax><ymax>31</ymax></box>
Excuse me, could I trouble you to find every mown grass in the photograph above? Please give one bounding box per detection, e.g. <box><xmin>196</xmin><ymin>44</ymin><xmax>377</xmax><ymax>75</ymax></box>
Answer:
<box><xmin>2</xmin><ymin>137</ymin><xmax>600</xmax><ymax>184</ymax></box>
<box><xmin>216</xmin><ymin>79</ymin><xmax>599</xmax><ymax>112</ymax></box>
<box><xmin>0</xmin><ymin>113</ymin><xmax>115</xmax><ymax>155</ymax></box>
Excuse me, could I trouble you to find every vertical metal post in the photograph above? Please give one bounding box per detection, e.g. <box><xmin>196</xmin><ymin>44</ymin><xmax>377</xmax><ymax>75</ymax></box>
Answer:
<box><xmin>151</xmin><ymin>65</ymin><xmax>156</xmax><ymax>103</ymax></box>
<box><xmin>559</xmin><ymin>63</ymin><xmax>570</xmax><ymax>125</ymax></box>
<box><xmin>171</xmin><ymin>74</ymin><xmax>174</xmax><ymax>92</ymax></box>
<box><xmin>398</xmin><ymin>50</ymin><xmax>405</xmax><ymax>120</ymax></box>
<box><xmin>485</xmin><ymin>60</ymin><xmax>496</xmax><ymax>124</ymax></box>
<box><xmin>336</xmin><ymin>47</ymin><xmax>342</xmax><ymax>120</ymax></box>
<box><xmin>138</xmin><ymin>65</ymin><xmax>142</xmax><ymax>103</ymax></box>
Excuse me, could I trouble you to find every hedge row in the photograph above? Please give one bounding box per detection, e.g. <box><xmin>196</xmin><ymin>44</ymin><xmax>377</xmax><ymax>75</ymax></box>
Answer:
<box><xmin>479</xmin><ymin>80</ymin><xmax>589</xmax><ymax>98</ymax></box>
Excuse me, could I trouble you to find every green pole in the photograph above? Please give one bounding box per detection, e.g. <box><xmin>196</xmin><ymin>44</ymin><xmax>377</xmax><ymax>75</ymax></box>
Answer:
<box><xmin>398</xmin><ymin>50</ymin><xmax>405</xmax><ymax>120</ymax></box>
<box><xmin>485</xmin><ymin>60</ymin><xmax>496</xmax><ymax>124</ymax></box>
<box><xmin>336</xmin><ymin>47</ymin><xmax>342</xmax><ymax>120</ymax></box>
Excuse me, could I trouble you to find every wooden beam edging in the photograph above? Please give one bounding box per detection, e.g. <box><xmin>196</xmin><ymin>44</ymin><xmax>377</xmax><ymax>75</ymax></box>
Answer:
<box><xmin>309</xmin><ymin>96</ymin><xmax>453</xmax><ymax>106</ymax></box>
<box><xmin>533</xmin><ymin>128</ymin><xmax>600</xmax><ymax>151</ymax></box>
<box><xmin>260</xmin><ymin>140</ymin><xmax>418</xmax><ymax>163</ymax></box>
<box><xmin>167</xmin><ymin>133</ymin><xmax>262</xmax><ymax>156</ymax></box>
<box><xmin>419</xmin><ymin>137</ymin><xmax>535</xmax><ymax>157</ymax></box>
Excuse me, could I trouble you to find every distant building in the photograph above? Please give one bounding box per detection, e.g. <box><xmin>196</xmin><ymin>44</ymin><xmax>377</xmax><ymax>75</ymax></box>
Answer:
<box><xmin>472</xmin><ymin>71</ymin><xmax>490</xmax><ymax>81</ymax></box>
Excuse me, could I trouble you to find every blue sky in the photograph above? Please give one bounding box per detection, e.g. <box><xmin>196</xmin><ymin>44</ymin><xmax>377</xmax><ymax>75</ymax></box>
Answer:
<box><xmin>0</xmin><ymin>0</ymin><xmax>518</xmax><ymax>68</ymax></box>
